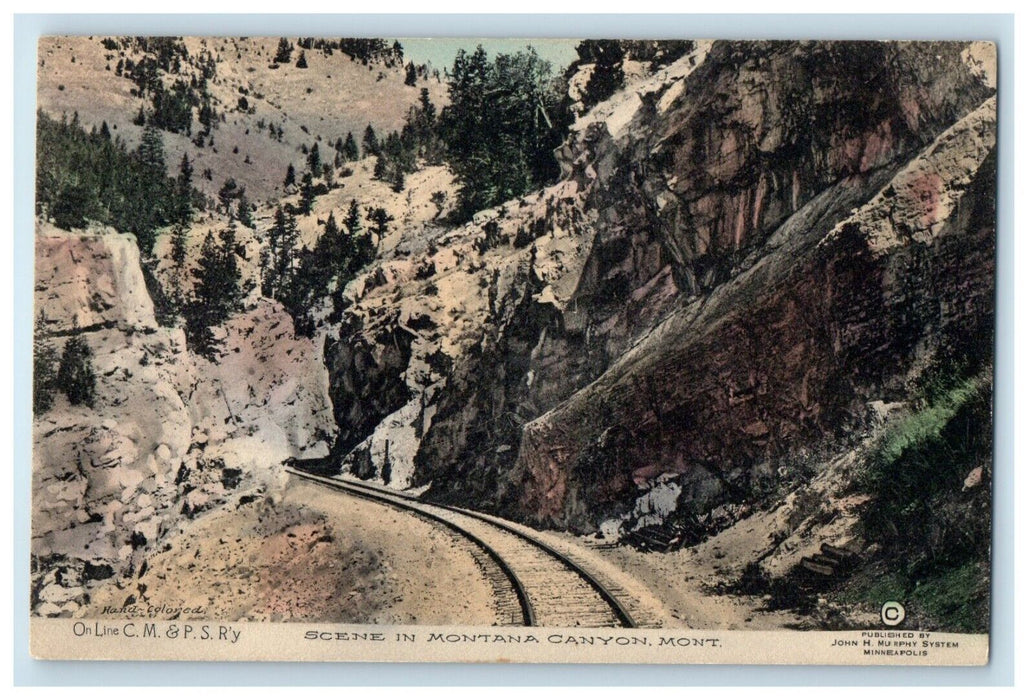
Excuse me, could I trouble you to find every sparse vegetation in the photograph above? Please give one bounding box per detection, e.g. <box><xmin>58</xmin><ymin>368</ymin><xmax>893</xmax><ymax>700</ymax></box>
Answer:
<box><xmin>33</xmin><ymin>315</ymin><xmax>59</xmax><ymax>414</ymax></box>
<box><xmin>56</xmin><ymin>322</ymin><xmax>97</xmax><ymax>407</ymax></box>
<box><xmin>576</xmin><ymin>40</ymin><xmax>625</xmax><ymax>111</ymax></box>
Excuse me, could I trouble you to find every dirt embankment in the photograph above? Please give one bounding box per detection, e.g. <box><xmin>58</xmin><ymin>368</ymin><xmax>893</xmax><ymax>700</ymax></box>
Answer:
<box><xmin>84</xmin><ymin>478</ymin><xmax>498</xmax><ymax>625</ymax></box>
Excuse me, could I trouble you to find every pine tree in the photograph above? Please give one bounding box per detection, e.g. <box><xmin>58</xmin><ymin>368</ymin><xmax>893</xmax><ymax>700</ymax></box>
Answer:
<box><xmin>33</xmin><ymin>314</ymin><xmax>59</xmax><ymax>414</ymax></box>
<box><xmin>134</xmin><ymin>124</ymin><xmax>169</xmax><ymax>254</ymax></box>
<box><xmin>404</xmin><ymin>62</ymin><xmax>417</xmax><ymax>86</ymax></box>
<box><xmin>299</xmin><ymin>172</ymin><xmax>315</xmax><ymax>215</ymax></box>
<box><xmin>137</xmin><ymin>124</ymin><xmax>166</xmax><ymax>174</ymax></box>
<box><xmin>580</xmin><ymin>40</ymin><xmax>625</xmax><ymax>109</ymax></box>
<box><xmin>392</xmin><ymin>169</ymin><xmax>405</xmax><ymax>193</ymax></box>
<box><xmin>323</xmin><ymin>212</ymin><xmax>341</xmax><ymax>249</ymax></box>
<box><xmin>431</xmin><ymin>190</ymin><xmax>447</xmax><ymax>218</ymax></box>
<box><xmin>57</xmin><ymin>321</ymin><xmax>96</xmax><ymax>407</ymax></box>
<box><xmin>275</xmin><ymin>37</ymin><xmax>293</xmax><ymax>63</ymax></box>
<box><xmin>51</xmin><ymin>182</ymin><xmax>91</xmax><ymax>231</ymax></box>
<box><xmin>440</xmin><ymin>45</ymin><xmax>566</xmax><ymax>220</ymax></box>
<box><xmin>362</xmin><ymin>124</ymin><xmax>379</xmax><ymax>157</ymax></box>
<box><xmin>373</xmin><ymin>153</ymin><xmax>387</xmax><ymax>180</ymax></box>
<box><xmin>307</xmin><ymin>141</ymin><xmax>321</xmax><ymax>176</ymax></box>
<box><xmin>295</xmin><ymin>50</ymin><xmax>308</xmax><ymax>69</ymax></box>
<box><xmin>185</xmin><ymin>224</ymin><xmax>243</xmax><ymax>357</ymax></box>
<box><xmin>262</xmin><ymin>206</ymin><xmax>300</xmax><ymax>298</ymax></box>
<box><xmin>345</xmin><ymin>198</ymin><xmax>362</xmax><ymax>236</ymax></box>
<box><xmin>365</xmin><ymin>206</ymin><xmax>393</xmax><ymax>251</ymax></box>
<box><xmin>174</xmin><ymin>152</ymin><xmax>194</xmax><ymax>224</ymax></box>
<box><xmin>218</xmin><ymin>177</ymin><xmax>239</xmax><ymax>216</ymax></box>
<box><xmin>343</xmin><ymin>132</ymin><xmax>359</xmax><ymax>161</ymax></box>
<box><xmin>345</xmin><ymin>199</ymin><xmax>374</xmax><ymax>267</ymax></box>
<box><xmin>170</xmin><ymin>222</ymin><xmax>188</xmax><ymax>268</ymax></box>
<box><xmin>236</xmin><ymin>191</ymin><xmax>253</xmax><ymax>227</ymax></box>
<box><xmin>284</xmin><ymin>163</ymin><xmax>296</xmax><ymax>187</ymax></box>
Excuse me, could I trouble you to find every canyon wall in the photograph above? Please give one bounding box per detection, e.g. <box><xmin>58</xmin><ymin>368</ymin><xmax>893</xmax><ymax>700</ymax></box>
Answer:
<box><xmin>324</xmin><ymin>40</ymin><xmax>996</xmax><ymax>532</ymax></box>
<box><xmin>32</xmin><ymin>224</ymin><xmax>335</xmax><ymax>614</ymax></box>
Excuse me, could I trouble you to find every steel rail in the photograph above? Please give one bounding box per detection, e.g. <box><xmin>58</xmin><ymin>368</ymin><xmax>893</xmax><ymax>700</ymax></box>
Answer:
<box><xmin>287</xmin><ymin>467</ymin><xmax>637</xmax><ymax>628</ymax></box>
<box><xmin>287</xmin><ymin>468</ymin><xmax>536</xmax><ymax>626</ymax></box>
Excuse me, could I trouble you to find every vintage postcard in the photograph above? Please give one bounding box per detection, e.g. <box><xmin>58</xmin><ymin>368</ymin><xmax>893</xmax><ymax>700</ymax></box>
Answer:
<box><xmin>30</xmin><ymin>36</ymin><xmax>996</xmax><ymax>664</ymax></box>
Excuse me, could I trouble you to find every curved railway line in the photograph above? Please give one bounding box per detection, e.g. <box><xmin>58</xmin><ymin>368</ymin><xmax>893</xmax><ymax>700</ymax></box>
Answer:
<box><xmin>286</xmin><ymin>468</ymin><xmax>646</xmax><ymax>628</ymax></box>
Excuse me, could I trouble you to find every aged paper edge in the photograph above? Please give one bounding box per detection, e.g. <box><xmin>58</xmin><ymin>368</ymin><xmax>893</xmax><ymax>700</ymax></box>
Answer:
<box><xmin>31</xmin><ymin>619</ymin><xmax>988</xmax><ymax>665</ymax></box>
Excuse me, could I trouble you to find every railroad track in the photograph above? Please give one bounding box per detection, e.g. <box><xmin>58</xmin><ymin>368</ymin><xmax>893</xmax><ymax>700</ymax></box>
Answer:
<box><xmin>286</xmin><ymin>468</ymin><xmax>640</xmax><ymax>628</ymax></box>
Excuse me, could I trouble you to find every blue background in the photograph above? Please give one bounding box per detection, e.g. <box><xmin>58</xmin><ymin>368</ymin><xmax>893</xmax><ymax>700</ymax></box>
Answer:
<box><xmin>12</xmin><ymin>13</ymin><xmax>1015</xmax><ymax>686</ymax></box>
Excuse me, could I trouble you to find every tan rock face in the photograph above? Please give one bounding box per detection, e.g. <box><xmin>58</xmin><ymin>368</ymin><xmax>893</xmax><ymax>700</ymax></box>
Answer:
<box><xmin>32</xmin><ymin>226</ymin><xmax>336</xmax><ymax>615</ymax></box>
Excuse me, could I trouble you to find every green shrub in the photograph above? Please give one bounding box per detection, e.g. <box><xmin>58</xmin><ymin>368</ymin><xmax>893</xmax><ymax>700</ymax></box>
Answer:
<box><xmin>853</xmin><ymin>368</ymin><xmax>992</xmax><ymax>630</ymax></box>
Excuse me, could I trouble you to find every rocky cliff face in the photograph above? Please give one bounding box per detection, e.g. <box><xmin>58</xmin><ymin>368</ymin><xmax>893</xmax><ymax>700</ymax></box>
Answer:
<box><xmin>32</xmin><ymin>224</ymin><xmax>335</xmax><ymax>615</ymax></box>
<box><xmin>325</xmin><ymin>40</ymin><xmax>996</xmax><ymax>533</ymax></box>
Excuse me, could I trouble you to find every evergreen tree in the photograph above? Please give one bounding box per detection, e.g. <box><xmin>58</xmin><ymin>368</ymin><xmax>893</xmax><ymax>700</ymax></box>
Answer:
<box><xmin>323</xmin><ymin>212</ymin><xmax>341</xmax><ymax>250</ymax></box>
<box><xmin>404</xmin><ymin>62</ymin><xmax>417</xmax><ymax>86</ymax></box>
<box><xmin>262</xmin><ymin>206</ymin><xmax>300</xmax><ymax>298</ymax></box>
<box><xmin>365</xmin><ymin>206</ymin><xmax>393</xmax><ymax>251</ymax></box>
<box><xmin>580</xmin><ymin>40</ymin><xmax>625</xmax><ymax>109</ymax></box>
<box><xmin>345</xmin><ymin>199</ymin><xmax>373</xmax><ymax>266</ymax></box>
<box><xmin>174</xmin><ymin>152</ymin><xmax>194</xmax><ymax>224</ymax></box>
<box><xmin>345</xmin><ymin>198</ymin><xmax>362</xmax><ymax>237</ymax></box>
<box><xmin>35</xmin><ymin>110</ymin><xmax>185</xmax><ymax>255</ymax></box>
<box><xmin>218</xmin><ymin>177</ymin><xmax>239</xmax><ymax>216</ymax></box>
<box><xmin>295</xmin><ymin>50</ymin><xmax>308</xmax><ymax>69</ymax></box>
<box><xmin>284</xmin><ymin>163</ymin><xmax>296</xmax><ymax>187</ymax></box>
<box><xmin>362</xmin><ymin>123</ymin><xmax>379</xmax><ymax>157</ymax></box>
<box><xmin>33</xmin><ymin>314</ymin><xmax>59</xmax><ymax>414</ymax></box>
<box><xmin>185</xmin><ymin>224</ymin><xmax>242</xmax><ymax>357</ymax></box>
<box><xmin>170</xmin><ymin>222</ymin><xmax>188</xmax><ymax>268</ymax></box>
<box><xmin>51</xmin><ymin>182</ymin><xmax>91</xmax><ymax>230</ymax></box>
<box><xmin>392</xmin><ymin>169</ymin><xmax>405</xmax><ymax>193</ymax></box>
<box><xmin>275</xmin><ymin>37</ymin><xmax>293</xmax><ymax>63</ymax></box>
<box><xmin>343</xmin><ymin>132</ymin><xmax>359</xmax><ymax>161</ymax></box>
<box><xmin>57</xmin><ymin>321</ymin><xmax>96</xmax><ymax>407</ymax></box>
<box><xmin>440</xmin><ymin>45</ymin><xmax>568</xmax><ymax>220</ymax></box>
<box><xmin>307</xmin><ymin>141</ymin><xmax>321</xmax><ymax>176</ymax></box>
<box><xmin>134</xmin><ymin>124</ymin><xmax>169</xmax><ymax>254</ymax></box>
<box><xmin>299</xmin><ymin>172</ymin><xmax>315</xmax><ymax>215</ymax></box>
<box><xmin>431</xmin><ymin>190</ymin><xmax>447</xmax><ymax>218</ymax></box>
<box><xmin>236</xmin><ymin>191</ymin><xmax>253</xmax><ymax>227</ymax></box>
<box><xmin>137</xmin><ymin>124</ymin><xmax>166</xmax><ymax>175</ymax></box>
<box><xmin>373</xmin><ymin>153</ymin><xmax>387</xmax><ymax>180</ymax></box>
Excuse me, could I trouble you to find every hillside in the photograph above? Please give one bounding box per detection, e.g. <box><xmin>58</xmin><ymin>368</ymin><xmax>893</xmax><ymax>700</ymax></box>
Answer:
<box><xmin>38</xmin><ymin>36</ymin><xmax>449</xmax><ymax>203</ymax></box>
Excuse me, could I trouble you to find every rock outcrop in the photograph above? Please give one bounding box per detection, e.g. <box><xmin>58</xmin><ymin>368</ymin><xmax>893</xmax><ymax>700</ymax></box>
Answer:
<box><xmin>32</xmin><ymin>223</ymin><xmax>335</xmax><ymax>615</ymax></box>
<box><xmin>323</xmin><ymin>41</ymin><xmax>996</xmax><ymax>534</ymax></box>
